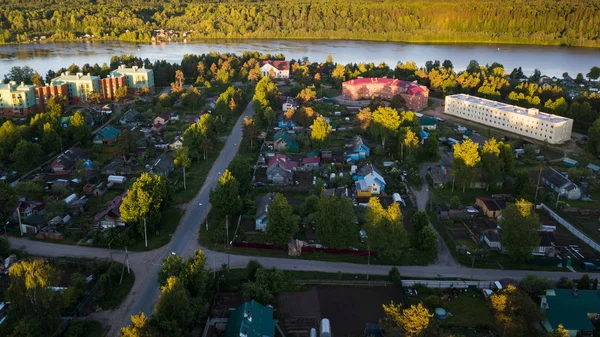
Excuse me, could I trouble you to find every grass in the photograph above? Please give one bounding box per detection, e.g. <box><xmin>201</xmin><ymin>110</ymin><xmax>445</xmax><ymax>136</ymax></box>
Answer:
<box><xmin>129</xmin><ymin>207</ymin><xmax>184</xmax><ymax>251</ymax></box>
<box><xmin>96</xmin><ymin>263</ymin><xmax>136</xmax><ymax>310</ymax></box>
<box><xmin>62</xmin><ymin>320</ymin><xmax>108</xmax><ymax>337</ymax></box>
<box><xmin>409</xmin><ymin>290</ymin><xmax>494</xmax><ymax>329</ymax></box>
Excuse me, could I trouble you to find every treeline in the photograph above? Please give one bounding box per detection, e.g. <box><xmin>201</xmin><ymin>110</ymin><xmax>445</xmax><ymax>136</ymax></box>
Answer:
<box><xmin>1</xmin><ymin>0</ymin><xmax>600</xmax><ymax>47</ymax></box>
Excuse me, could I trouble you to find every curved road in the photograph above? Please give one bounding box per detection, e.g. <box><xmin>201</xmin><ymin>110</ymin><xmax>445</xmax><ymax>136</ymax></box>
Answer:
<box><xmin>8</xmin><ymin>101</ymin><xmax>600</xmax><ymax>335</ymax></box>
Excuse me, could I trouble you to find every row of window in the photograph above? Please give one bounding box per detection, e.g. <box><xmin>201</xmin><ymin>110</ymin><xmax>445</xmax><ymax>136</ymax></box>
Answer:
<box><xmin>447</xmin><ymin>109</ymin><xmax>554</xmax><ymax>140</ymax></box>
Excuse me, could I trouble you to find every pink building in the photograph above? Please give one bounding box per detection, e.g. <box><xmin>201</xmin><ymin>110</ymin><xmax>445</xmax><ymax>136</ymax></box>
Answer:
<box><xmin>342</xmin><ymin>78</ymin><xmax>429</xmax><ymax>111</ymax></box>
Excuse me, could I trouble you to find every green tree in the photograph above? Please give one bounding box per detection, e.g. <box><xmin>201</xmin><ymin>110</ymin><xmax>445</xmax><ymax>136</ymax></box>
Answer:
<box><xmin>173</xmin><ymin>147</ymin><xmax>191</xmax><ymax>190</ymax></box>
<box><xmin>390</xmin><ymin>94</ymin><xmax>406</xmax><ymax>109</ymax></box>
<box><xmin>154</xmin><ymin>277</ymin><xmax>194</xmax><ymax>337</ymax></box>
<box><xmin>452</xmin><ymin>139</ymin><xmax>481</xmax><ymax>192</ymax></box>
<box><xmin>4</xmin><ymin>66</ymin><xmax>35</xmax><ymax>84</ymax></box>
<box><xmin>31</xmin><ymin>72</ymin><xmax>44</xmax><ymax>87</ymax></box>
<box><xmin>388</xmin><ymin>267</ymin><xmax>401</xmax><ymax>284</ymax></box>
<box><xmin>315</xmin><ymin>194</ymin><xmax>357</xmax><ymax>249</ymax></box>
<box><xmin>519</xmin><ymin>275</ymin><xmax>552</xmax><ymax>297</ymax></box>
<box><xmin>158</xmin><ymin>253</ymin><xmax>185</xmax><ymax>286</ymax></box>
<box><xmin>182</xmin><ymin>86</ymin><xmax>201</xmax><ymax>107</ymax></box>
<box><xmin>11</xmin><ymin>140</ymin><xmax>42</xmax><ymax>173</ymax></box>
<box><xmin>500</xmin><ymin>200</ymin><xmax>540</xmax><ymax>261</ymax></box>
<box><xmin>227</xmin><ymin>155</ymin><xmax>252</xmax><ymax>192</ymax></box>
<box><xmin>579</xmin><ymin>274</ymin><xmax>591</xmax><ymax>289</ymax></box>
<box><xmin>115</xmin><ymin>85</ymin><xmax>129</xmax><ymax>102</ymax></box>
<box><xmin>118</xmin><ymin>129</ymin><xmax>137</xmax><ymax>158</ymax></box>
<box><xmin>242</xmin><ymin>116</ymin><xmax>259</xmax><ymax>148</ymax></box>
<box><xmin>183</xmin><ymin>114</ymin><xmax>214</xmax><ymax>160</ymax></box>
<box><xmin>14</xmin><ymin>181</ymin><xmax>43</xmax><ymax>200</ymax></box>
<box><xmin>588</xmin><ymin>118</ymin><xmax>600</xmax><ymax>155</ymax></box>
<box><xmin>120</xmin><ymin>173</ymin><xmax>168</xmax><ymax>237</ymax></box>
<box><xmin>586</xmin><ymin>66</ymin><xmax>600</xmax><ymax>81</ymax></box>
<box><xmin>209</xmin><ymin>169</ymin><xmax>241</xmax><ymax>218</ymax></box>
<box><xmin>0</xmin><ymin>237</ymin><xmax>9</xmax><ymax>258</ymax></box>
<box><xmin>0</xmin><ymin>183</ymin><xmax>17</xmax><ymax>229</ymax></box>
<box><xmin>371</xmin><ymin>107</ymin><xmax>400</xmax><ymax>148</ymax></box>
<box><xmin>416</xmin><ymin>226</ymin><xmax>438</xmax><ymax>260</ymax></box>
<box><xmin>266</xmin><ymin>193</ymin><xmax>298</xmax><ymax>246</ymax></box>
<box><xmin>411</xmin><ymin>211</ymin><xmax>430</xmax><ymax>233</ymax></box>
<box><xmin>423</xmin><ymin>133</ymin><xmax>439</xmax><ymax>160</ymax></box>
<box><xmin>311</xmin><ymin>116</ymin><xmax>332</xmax><ymax>146</ymax></box>
<box><xmin>364</xmin><ymin>198</ymin><xmax>409</xmax><ymax>260</ymax></box>
<box><xmin>70</xmin><ymin>111</ymin><xmax>91</xmax><ymax>145</ymax></box>
<box><xmin>499</xmin><ymin>142</ymin><xmax>515</xmax><ymax>174</ymax></box>
<box><xmin>513</xmin><ymin>171</ymin><xmax>535</xmax><ymax>201</ymax></box>
<box><xmin>481</xmin><ymin>138</ymin><xmax>502</xmax><ymax>190</ymax></box>
<box><xmin>242</xmin><ymin>268</ymin><xmax>287</xmax><ymax>305</ymax></box>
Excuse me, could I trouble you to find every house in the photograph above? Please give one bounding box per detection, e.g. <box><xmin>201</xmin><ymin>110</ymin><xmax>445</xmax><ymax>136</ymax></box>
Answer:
<box><xmin>151</xmin><ymin>122</ymin><xmax>166</xmax><ymax>133</ymax></box>
<box><xmin>476</xmin><ymin>197</ymin><xmax>507</xmax><ymax>218</ymax></box>
<box><xmin>563</xmin><ymin>158</ymin><xmax>578</xmax><ymax>168</ymax></box>
<box><xmin>101</xmin><ymin>160</ymin><xmax>132</xmax><ymax>176</ymax></box>
<box><xmin>92</xmin><ymin>183</ymin><xmax>107</xmax><ymax>197</ymax></box>
<box><xmin>82</xmin><ymin>183</ymin><xmax>96</xmax><ymax>195</ymax></box>
<box><xmin>321</xmin><ymin>149</ymin><xmax>332</xmax><ymax>162</ymax></box>
<box><xmin>587</xmin><ymin>163</ymin><xmax>600</xmax><ymax>174</ymax></box>
<box><xmin>342</xmin><ymin>78</ymin><xmax>430</xmax><ymax>111</ymax></box>
<box><xmin>541</xmin><ymin>167</ymin><xmax>582</xmax><ymax>200</ymax></box>
<box><xmin>282</xmin><ymin>96</ymin><xmax>298</xmax><ymax>111</ymax></box>
<box><xmin>301</xmin><ymin>156</ymin><xmax>320</xmax><ymax>171</ymax></box>
<box><xmin>149</xmin><ymin>153</ymin><xmax>174</xmax><ymax>177</ymax></box>
<box><xmin>94</xmin><ymin>125</ymin><xmax>121</xmax><ymax>145</ymax></box>
<box><xmin>224</xmin><ymin>300</ymin><xmax>275</xmax><ymax>337</ymax></box>
<box><xmin>428</xmin><ymin>165</ymin><xmax>451</xmax><ymax>188</ymax></box>
<box><xmin>541</xmin><ymin>289</ymin><xmax>600</xmax><ymax>336</ymax></box>
<box><xmin>169</xmin><ymin>136</ymin><xmax>184</xmax><ymax>150</ymax></box>
<box><xmin>94</xmin><ymin>193</ymin><xmax>126</xmax><ymax>229</ymax></box>
<box><xmin>419</xmin><ymin>117</ymin><xmax>437</xmax><ymax>130</ymax></box>
<box><xmin>260</xmin><ymin>60</ymin><xmax>290</xmax><ymax>79</ymax></box>
<box><xmin>50</xmin><ymin>148</ymin><xmax>88</xmax><ymax>174</ymax></box>
<box><xmin>277</xmin><ymin>118</ymin><xmax>297</xmax><ymax>129</ymax></box>
<box><xmin>255</xmin><ymin>193</ymin><xmax>275</xmax><ymax>231</ymax></box>
<box><xmin>345</xmin><ymin>136</ymin><xmax>370</xmax><ymax>162</ymax></box>
<box><xmin>273</xmin><ymin>129</ymin><xmax>299</xmax><ymax>152</ymax></box>
<box><xmin>153</xmin><ymin>114</ymin><xmax>170</xmax><ymax>126</ymax></box>
<box><xmin>14</xmin><ymin>200</ymin><xmax>46</xmax><ymax>220</ymax></box>
<box><xmin>119</xmin><ymin>109</ymin><xmax>142</xmax><ymax>126</ymax></box>
<box><xmin>267</xmin><ymin>155</ymin><xmax>297</xmax><ymax>185</ymax></box>
<box><xmin>355</xmin><ymin>164</ymin><xmax>386</xmax><ymax>197</ymax></box>
<box><xmin>324</xmin><ymin>187</ymin><xmax>349</xmax><ymax>198</ymax></box>
<box><xmin>482</xmin><ymin>229</ymin><xmax>502</xmax><ymax>250</ymax></box>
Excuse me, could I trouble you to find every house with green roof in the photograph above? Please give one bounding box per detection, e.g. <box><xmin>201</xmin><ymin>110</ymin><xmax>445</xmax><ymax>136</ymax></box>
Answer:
<box><xmin>273</xmin><ymin>129</ymin><xmax>299</xmax><ymax>153</ymax></box>
<box><xmin>94</xmin><ymin>125</ymin><xmax>121</xmax><ymax>145</ymax></box>
<box><xmin>541</xmin><ymin>289</ymin><xmax>600</xmax><ymax>336</ymax></box>
<box><xmin>225</xmin><ymin>300</ymin><xmax>275</xmax><ymax>337</ymax></box>
<box><xmin>419</xmin><ymin>117</ymin><xmax>437</xmax><ymax>130</ymax></box>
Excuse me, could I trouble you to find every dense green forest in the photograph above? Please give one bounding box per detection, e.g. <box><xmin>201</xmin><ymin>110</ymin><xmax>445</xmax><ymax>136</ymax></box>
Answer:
<box><xmin>1</xmin><ymin>0</ymin><xmax>600</xmax><ymax>47</ymax></box>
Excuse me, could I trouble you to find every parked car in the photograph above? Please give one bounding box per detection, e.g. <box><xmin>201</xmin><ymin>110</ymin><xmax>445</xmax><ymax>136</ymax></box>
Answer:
<box><xmin>582</xmin><ymin>262</ymin><xmax>599</xmax><ymax>271</ymax></box>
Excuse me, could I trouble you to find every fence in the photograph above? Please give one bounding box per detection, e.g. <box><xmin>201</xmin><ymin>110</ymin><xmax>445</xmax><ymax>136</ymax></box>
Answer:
<box><xmin>291</xmin><ymin>279</ymin><xmax>390</xmax><ymax>286</ymax></box>
<box><xmin>540</xmin><ymin>203</ymin><xmax>600</xmax><ymax>253</ymax></box>
<box><xmin>232</xmin><ymin>241</ymin><xmax>377</xmax><ymax>257</ymax></box>
<box><xmin>401</xmin><ymin>279</ymin><xmax>499</xmax><ymax>289</ymax></box>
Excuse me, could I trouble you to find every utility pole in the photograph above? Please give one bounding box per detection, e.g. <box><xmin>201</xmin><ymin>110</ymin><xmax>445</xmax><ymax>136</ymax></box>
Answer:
<box><xmin>144</xmin><ymin>217</ymin><xmax>148</xmax><ymax>248</ymax></box>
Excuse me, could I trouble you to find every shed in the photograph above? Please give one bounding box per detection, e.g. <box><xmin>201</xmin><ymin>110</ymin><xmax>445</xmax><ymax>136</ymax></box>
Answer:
<box><xmin>587</xmin><ymin>163</ymin><xmax>600</xmax><ymax>173</ymax></box>
<box><xmin>225</xmin><ymin>300</ymin><xmax>275</xmax><ymax>337</ymax></box>
<box><xmin>563</xmin><ymin>158</ymin><xmax>578</xmax><ymax>168</ymax></box>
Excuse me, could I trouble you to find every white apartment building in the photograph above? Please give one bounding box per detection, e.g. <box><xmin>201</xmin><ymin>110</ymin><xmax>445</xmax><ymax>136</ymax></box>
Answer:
<box><xmin>51</xmin><ymin>72</ymin><xmax>101</xmax><ymax>104</ymax></box>
<box><xmin>444</xmin><ymin>94</ymin><xmax>573</xmax><ymax>144</ymax></box>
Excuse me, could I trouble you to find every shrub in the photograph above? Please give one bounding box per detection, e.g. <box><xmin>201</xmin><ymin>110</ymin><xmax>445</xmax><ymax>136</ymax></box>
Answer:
<box><xmin>245</xmin><ymin>260</ymin><xmax>263</xmax><ymax>281</ymax></box>
<box><xmin>388</xmin><ymin>267</ymin><xmax>401</xmax><ymax>284</ymax></box>
<box><xmin>423</xmin><ymin>295</ymin><xmax>442</xmax><ymax>309</ymax></box>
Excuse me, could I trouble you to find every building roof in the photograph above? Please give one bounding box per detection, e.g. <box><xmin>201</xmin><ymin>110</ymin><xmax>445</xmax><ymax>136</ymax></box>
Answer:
<box><xmin>157</xmin><ymin>114</ymin><xmax>170</xmax><ymax>122</ymax></box>
<box><xmin>273</xmin><ymin>130</ymin><xmax>299</xmax><ymax>150</ymax></box>
<box><xmin>342</xmin><ymin>78</ymin><xmax>429</xmax><ymax>95</ymax></box>
<box><xmin>345</xmin><ymin>135</ymin><xmax>369</xmax><ymax>153</ymax></box>
<box><xmin>151</xmin><ymin>153</ymin><xmax>174</xmax><ymax>173</ymax></box>
<box><xmin>587</xmin><ymin>163</ymin><xmax>600</xmax><ymax>172</ymax></box>
<box><xmin>94</xmin><ymin>193</ymin><xmax>125</xmax><ymax>223</ymax></box>
<box><xmin>256</xmin><ymin>193</ymin><xmax>275</xmax><ymax>220</ymax></box>
<box><xmin>447</xmin><ymin>94</ymin><xmax>571</xmax><ymax>124</ymax></box>
<box><xmin>476</xmin><ymin>197</ymin><xmax>507</xmax><ymax>212</ymax></box>
<box><xmin>52</xmin><ymin>147</ymin><xmax>88</xmax><ymax>169</ymax></box>
<box><xmin>544</xmin><ymin>289</ymin><xmax>600</xmax><ymax>331</ymax></box>
<box><xmin>484</xmin><ymin>229</ymin><xmax>501</xmax><ymax>242</ymax></box>
<box><xmin>51</xmin><ymin>72</ymin><xmax>99</xmax><ymax>83</ymax></box>
<box><xmin>111</xmin><ymin>65</ymin><xmax>153</xmax><ymax>75</ymax></box>
<box><xmin>302</xmin><ymin>156</ymin><xmax>320</xmax><ymax>165</ymax></box>
<box><xmin>95</xmin><ymin>125</ymin><xmax>121</xmax><ymax>141</ymax></box>
<box><xmin>260</xmin><ymin>60</ymin><xmax>290</xmax><ymax>71</ymax></box>
<box><xmin>121</xmin><ymin>109</ymin><xmax>141</xmax><ymax>123</ymax></box>
<box><xmin>542</xmin><ymin>167</ymin><xmax>577</xmax><ymax>190</ymax></box>
<box><xmin>0</xmin><ymin>81</ymin><xmax>36</xmax><ymax>92</ymax></box>
<box><xmin>267</xmin><ymin>163</ymin><xmax>294</xmax><ymax>179</ymax></box>
<box><xmin>420</xmin><ymin>117</ymin><xmax>437</xmax><ymax>126</ymax></box>
<box><xmin>357</xmin><ymin>164</ymin><xmax>386</xmax><ymax>188</ymax></box>
<box><xmin>225</xmin><ymin>300</ymin><xmax>275</xmax><ymax>337</ymax></box>
<box><xmin>268</xmin><ymin>155</ymin><xmax>297</xmax><ymax>171</ymax></box>
<box><xmin>283</xmin><ymin>96</ymin><xmax>299</xmax><ymax>108</ymax></box>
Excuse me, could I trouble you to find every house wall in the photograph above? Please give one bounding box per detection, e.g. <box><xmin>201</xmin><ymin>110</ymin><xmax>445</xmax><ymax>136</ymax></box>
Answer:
<box><xmin>35</xmin><ymin>84</ymin><xmax>68</xmax><ymax>111</ymax></box>
<box><xmin>100</xmin><ymin>76</ymin><xmax>127</xmax><ymax>100</ymax></box>
<box><xmin>0</xmin><ymin>81</ymin><xmax>40</xmax><ymax>116</ymax></box>
<box><xmin>341</xmin><ymin>81</ymin><xmax>429</xmax><ymax>111</ymax></box>
<box><xmin>51</xmin><ymin>73</ymin><xmax>101</xmax><ymax>103</ymax></box>
<box><xmin>445</xmin><ymin>94</ymin><xmax>573</xmax><ymax>144</ymax></box>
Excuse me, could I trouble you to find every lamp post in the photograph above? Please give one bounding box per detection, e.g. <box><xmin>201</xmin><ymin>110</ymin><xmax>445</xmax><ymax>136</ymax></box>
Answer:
<box><xmin>466</xmin><ymin>251</ymin><xmax>475</xmax><ymax>281</ymax></box>
<box><xmin>199</xmin><ymin>203</ymin><xmax>208</xmax><ymax>230</ymax></box>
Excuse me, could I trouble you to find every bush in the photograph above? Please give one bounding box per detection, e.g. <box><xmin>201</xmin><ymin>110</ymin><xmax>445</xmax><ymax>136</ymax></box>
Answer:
<box><xmin>424</xmin><ymin>295</ymin><xmax>442</xmax><ymax>309</ymax></box>
<box><xmin>246</xmin><ymin>260</ymin><xmax>263</xmax><ymax>281</ymax></box>
<box><xmin>388</xmin><ymin>267</ymin><xmax>401</xmax><ymax>284</ymax></box>
<box><xmin>519</xmin><ymin>275</ymin><xmax>553</xmax><ymax>297</ymax></box>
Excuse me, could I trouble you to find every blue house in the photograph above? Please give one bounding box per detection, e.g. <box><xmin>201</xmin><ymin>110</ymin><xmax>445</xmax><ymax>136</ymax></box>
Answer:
<box><xmin>345</xmin><ymin>136</ymin><xmax>370</xmax><ymax>162</ymax></box>
<box><xmin>355</xmin><ymin>164</ymin><xmax>386</xmax><ymax>197</ymax></box>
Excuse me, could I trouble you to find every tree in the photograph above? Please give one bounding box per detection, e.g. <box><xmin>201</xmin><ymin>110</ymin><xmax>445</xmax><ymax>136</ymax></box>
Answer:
<box><xmin>481</xmin><ymin>138</ymin><xmax>502</xmax><ymax>190</ymax></box>
<box><xmin>587</xmin><ymin>66</ymin><xmax>600</xmax><ymax>81</ymax></box>
<box><xmin>364</xmin><ymin>198</ymin><xmax>409</xmax><ymax>260</ymax></box>
<box><xmin>0</xmin><ymin>237</ymin><xmax>9</xmax><ymax>258</ymax></box>
<box><xmin>452</xmin><ymin>139</ymin><xmax>481</xmax><ymax>192</ymax></box>
<box><xmin>266</xmin><ymin>193</ymin><xmax>298</xmax><ymax>246</ymax></box>
<box><xmin>311</xmin><ymin>116</ymin><xmax>332</xmax><ymax>146</ymax></box>
<box><xmin>88</xmin><ymin>90</ymin><xmax>102</xmax><ymax>105</ymax></box>
<box><xmin>315</xmin><ymin>194</ymin><xmax>357</xmax><ymax>249</ymax></box>
<box><xmin>579</xmin><ymin>274</ymin><xmax>591</xmax><ymax>289</ymax></box>
<box><xmin>227</xmin><ymin>155</ymin><xmax>252</xmax><ymax>192</ymax></box>
<box><xmin>513</xmin><ymin>171</ymin><xmax>535</xmax><ymax>201</ymax></box>
<box><xmin>115</xmin><ymin>85</ymin><xmax>129</xmax><ymax>102</ymax></box>
<box><xmin>371</xmin><ymin>107</ymin><xmax>400</xmax><ymax>148</ymax></box>
<box><xmin>209</xmin><ymin>169</ymin><xmax>240</xmax><ymax>218</ymax></box>
<box><xmin>182</xmin><ymin>86</ymin><xmax>201</xmax><ymax>107</ymax></box>
<box><xmin>183</xmin><ymin>114</ymin><xmax>214</xmax><ymax>160</ymax></box>
<box><xmin>4</xmin><ymin>66</ymin><xmax>35</xmax><ymax>84</ymax></box>
<box><xmin>120</xmin><ymin>173</ymin><xmax>168</xmax><ymax>237</ymax></box>
<box><xmin>31</xmin><ymin>72</ymin><xmax>44</xmax><ymax>87</ymax></box>
<box><xmin>551</xmin><ymin>324</ymin><xmax>569</xmax><ymax>337</ymax></box>
<box><xmin>11</xmin><ymin>140</ymin><xmax>42</xmax><ymax>173</ymax></box>
<box><xmin>588</xmin><ymin>118</ymin><xmax>600</xmax><ymax>155</ymax></box>
<box><xmin>41</xmin><ymin>122</ymin><xmax>61</xmax><ymax>152</ymax></box>
<box><xmin>14</xmin><ymin>181</ymin><xmax>43</xmax><ymax>200</ymax></box>
<box><xmin>442</xmin><ymin>60</ymin><xmax>453</xmax><ymax>69</ymax></box>
<box><xmin>499</xmin><ymin>142</ymin><xmax>515</xmax><ymax>174</ymax></box>
<box><xmin>402</xmin><ymin>129</ymin><xmax>420</xmax><ymax>160</ymax></box>
<box><xmin>118</xmin><ymin>129</ymin><xmax>137</xmax><ymax>158</ymax></box>
<box><xmin>242</xmin><ymin>116</ymin><xmax>259</xmax><ymax>148</ymax></box>
<box><xmin>356</xmin><ymin>108</ymin><xmax>372</xmax><ymax>132</ymax></box>
<box><xmin>331</xmin><ymin>64</ymin><xmax>347</xmax><ymax>86</ymax></box>
<box><xmin>70</xmin><ymin>111</ymin><xmax>91</xmax><ymax>144</ymax></box>
<box><xmin>200</xmin><ymin>138</ymin><xmax>213</xmax><ymax>160</ymax></box>
<box><xmin>242</xmin><ymin>267</ymin><xmax>287</xmax><ymax>305</ymax></box>
<box><xmin>171</xmin><ymin>70</ymin><xmax>185</xmax><ymax>93</ymax></box>
<box><xmin>388</xmin><ymin>267</ymin><xmax>401</xmax><ymax>284</ymax></box>
<box><xmin>7</xmin><ymin>260</ymin><xmax>62</xmax><ymax>335</ymax></box>
<box><xmin>500</xmin><ymin>200</ymin><xmax>540</xmax><ymax>261</ymax></box>
<box><xmin>423</xmin><ymin>134</ymin><xmax>439</xmax><ymax>160</ymax></box>
<box><xmin>174</xmin><ymin>147</ymin><xmax>191</xmax><ymax>190</ymax></box>
<box><xmin>490</xmin><ymin>285</ymin><xmax>541</xmax><ymax>337</ymax></box>
<box><xmin>411</xmin><ymin>211</ymin><xmax>430</xmax><ymax>233</ymax></box>
<box><xmin>383</xmin><ymin>301</ymin><xmax>432</xmax><ymax>336</ymax></box>
<box><xmin>390</xmin><ymin>94</ymin><xmax>406</xmax><ymax>109</ymax></box>
<box><xmin>519</xmin><ymin>275</ymin><xmax>552</xmax><ymax>297</ymax></box>
<box><xmin>0</xmin><ymin>183</ymin><xmax>17</xmax><ymax>229</ymax></box>
<box><xmin>296</xmin><ymin>86</ymin><xmax>317</xmax><ymax>104</ymax></box>
<box><xmin>246</xmin><ymin>260</ymin><xmax>264</xmax><ymax>281</ymax></box>
<box><xmin>120</xmin><ymin>312</ymin><xmax>155</xmax><ymax>337</ymax></box>
<box><xmin>575</xmin><ymin>73</ymin><xmax>585</xmax><ymax>84</ymax></box>
<box><xmin>154</xmin><ymin>277</ymin><xmax>194</xmax><ymax>337</ymax></box>
<box><xmin>416</xmin><ymin>226</ymin><xmax>438</xmax><ymax>260</ymax></box>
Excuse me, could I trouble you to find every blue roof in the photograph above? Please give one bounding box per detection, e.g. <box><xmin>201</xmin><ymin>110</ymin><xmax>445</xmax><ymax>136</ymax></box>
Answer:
<box><xmin>95</xmin><ymin>125</ymin><xmax>121</xmax><ymax>141</ymax></box>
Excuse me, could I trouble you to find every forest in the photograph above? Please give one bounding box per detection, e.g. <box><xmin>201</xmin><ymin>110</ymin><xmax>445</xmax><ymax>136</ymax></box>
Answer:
<box><xmin>1</xmin><ymin>0</ymin><xmax>600</xmax><ymax>47</ymax></box>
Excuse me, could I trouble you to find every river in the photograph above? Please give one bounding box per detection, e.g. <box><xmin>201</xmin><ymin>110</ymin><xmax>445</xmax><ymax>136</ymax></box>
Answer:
<box><xmin>1</xmin><ymin>39</ymin><xmax>599</xmax><ymax>78</ymax></box>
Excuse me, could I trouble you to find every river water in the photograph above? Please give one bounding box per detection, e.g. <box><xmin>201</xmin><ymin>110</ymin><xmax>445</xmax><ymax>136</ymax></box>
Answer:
<box><xmin>0</xmin><ymin>39</ymin><xmax>599</xmax><ymax>78</ymax></box>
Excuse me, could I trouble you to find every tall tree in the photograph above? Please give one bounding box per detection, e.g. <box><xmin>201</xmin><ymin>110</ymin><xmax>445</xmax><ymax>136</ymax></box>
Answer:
<box><xmin>154</xmin><ymin>277</ymin><xmax>194</xmax><ymax>337</ymax></box>
<box><xmin>481</xmin><ymin>138</ymin><xmax>502</xmax><ymax>190</ymax></box>
<box><xmin>315</xmin><ymin>194</ymin><xmax>357</xmax><ymax>249</ymax></box>
<box><xmin>402</xmin><ymin>129</ymin><xmax>420</xmax><ymax>160</ymax></box>
<box><xmin>588</xmin><ymin>118</ymin><xmax>600</xmax><ymax>155</ymax></box>
<box><xmin>371</xmin><ymin>107</ymin><xmax>400</xmax><ymax>149</ymax></box>
<box><xmin>120</xmin><ymin>173</ymin><xmax>168</xmax><ymax>237</ymax></box>
<box><xmin>452</xmin><ymin>139</ymin><xmax>481</xmax><ymax>192</ymax></box>
<box><xmin>183</xmin><ymin>114</ymin><xmax>213</xmax><ymax>160</ymax></box>
<box><xmin>120</xmin><ymin>313</ymin><xmax>155</xmax><ymax>337</ymax></box>
<box><xmin>227</xmin><ymin>155</ymin><xmax>252</xmax><ymax>192</ymax></box>
<box><xmin>118</xmin><ymin>129</ymin><xmax>137</xmax><ymax>158</ymax></box>
<box><xmin>355</xmin><ymin>108</ymin><xmax>372</xmax><ymax>132</ymax></box>
<box><xmin>266</xmin><ymin>193</ymin><xmax>298</xmax><ymax>246</ymax></box>
<box><xmin>499</xmin><ymin>142</ymin><xmax>515</xmax><ymax>174</ymax></box>
<box><xmin>115</xmin><ymin>86</ymin><xmax>129</xmax><ymax>102</ymax></box>
<box><xmin>296</xmin><ymin>86</ymin><xmax>317</xmax><ymax>104</ymax></box>
<box><xmin>0</xmin><ymin>183</ymin><xmax>17</xmax><ymax>231</ymax></box>
<box><xmin>11</xmin><ymin>140</ymin><xmax>42</xmax><ymax>173</ymax></box>
<box><xmin>209</xmin><ymin>169</ymin><xmax>240</xmax><ymax>218</ymax></box>
<box><xmin>70</xmin><ymin>111</ymin><xmax>91</xmax><ymax>144</ymax></box>
<box><xmin>174</xmin><ymin>147</ymin><xmax>191</xmax><ymax>190</ymax></box>
<box><xmin>500</xmin><ymin>200</ymin><xmax>540</xmax><ymax>261</ymax></box>
<box><xmin>242</xmin><ymin>116</ymin><xmax>259</xmax><ymax>148</ymax></box>
<box><xmin>364</xmin><ymin>198</ymin><xmax>409</xmax><ymax>260</ymax></box>
<box><xmin>311</xmin><ymin>116</ymin><xmax>332</xmax><ymax>146</ymax></box>
<box><xmin>382</xmin><ymin>301</ymin><xmax>432</xmax><ymax>337</ymax></box>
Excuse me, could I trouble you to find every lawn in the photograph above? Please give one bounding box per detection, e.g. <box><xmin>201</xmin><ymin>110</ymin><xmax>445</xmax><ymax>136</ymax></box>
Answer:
<box><xmin>96</xmin><ymin>262</ymin><xmax>136</xmax><ymax>310</ymax></box>
<box><xmin>129</xmin><ymin>206</ymin><xmax>184</xmax><ymax>251</ymax></box>
<box><xmin>409</xmin><ymin>290</ymin><xmax>494</xmax><ymax>329</ymax></box>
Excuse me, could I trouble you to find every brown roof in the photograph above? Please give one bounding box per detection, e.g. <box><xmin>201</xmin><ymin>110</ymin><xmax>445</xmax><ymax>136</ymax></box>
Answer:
<box><xmin>260</xmin><ymin>60</ymin><xmax>289</xmax><ymax>71</ymax></box>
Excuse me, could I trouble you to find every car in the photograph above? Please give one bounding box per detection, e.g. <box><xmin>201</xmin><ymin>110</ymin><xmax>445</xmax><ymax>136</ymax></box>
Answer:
<box><xmin>252</xmin><ymin>182</ymin><xmax>265</xmax><ymax>188</ymax></box>
<box><xmin>582</xmin><ymin>262</ymin><xmax>599</xmax><ymax>271</ymax></box>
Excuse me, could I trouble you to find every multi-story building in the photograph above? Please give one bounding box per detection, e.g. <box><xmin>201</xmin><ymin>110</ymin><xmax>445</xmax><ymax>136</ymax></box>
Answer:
<box><xmin>109</xmin><ymin>65</ymin><xmax>155</xmax><ymax>94</ymax></box>
<box><xmin>100</xmin><ymin>75</ymin><xmax>127</xmax><ymax>100</ymax></box>
<box><xmin>444</xmin><ymin>94</ymin><xmax>573</xmax><ymax>144</ymax></box>
<box><xmin>51</xmin><ymin>72</ymin><xmax>101</xmax><ymax>104</ymax></box>
<box><xmin>35</xmin><ymin>84</ymin><xmax>68</xmax><ymax>111</ymax></box>
<box><xmin>0</xmin><ymin>81</ymin><xmax>39</xmax><ymax>116</ymax></box>
<box><xmin>342</xmin><ymin>78</ymin><xmax>430</xmax><ymax>111</ymax></box>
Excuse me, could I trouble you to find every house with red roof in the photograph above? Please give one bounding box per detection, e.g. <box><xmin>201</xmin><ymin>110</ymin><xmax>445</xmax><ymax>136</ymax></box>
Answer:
<box><xmin>301</xmin><ymin>156</ymin><xmax>320</xmax><ymax>171</ymax></box>
<box><xmin>94</xmin><ymin>193</ymin><xmax>126</xmax><ymax>229</ymax></box>
<box><xmin>260</xmin><ymin>60</ymin><xmax>290</xmax><ymax>79</ymax></box>
<box><xmin>342</xmin><ymin>78</ymin><xmax>429</xmax><ymax>111</ymax></box>
<box><xmin>476</xmin><ymin>196</ymin><xmax>507</xmax><ymax>218</ymax></box>
<box><xmin>154</xmin><ymin>114</ymin><xmax>170</xmax><ymax>126</ymax></box>
<box><xmin>267</xmin><ymin>154</ymin><xmax>297</xmax><ymax>185</ymax></box>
